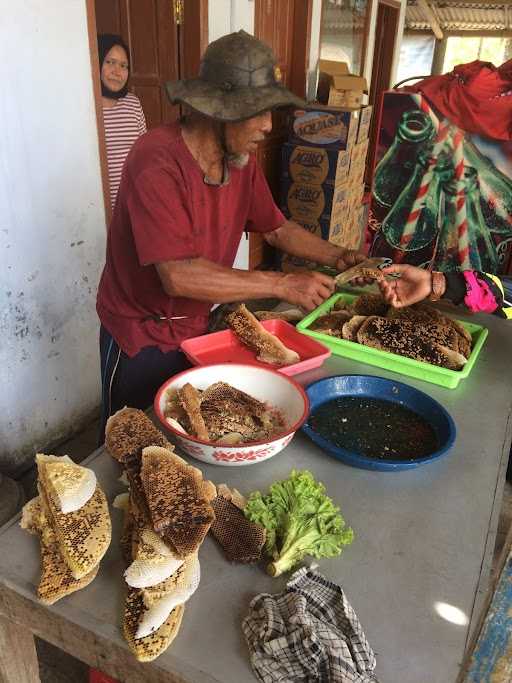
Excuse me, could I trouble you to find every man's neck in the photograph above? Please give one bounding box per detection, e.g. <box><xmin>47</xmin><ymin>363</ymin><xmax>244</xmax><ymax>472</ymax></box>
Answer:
<box><xmin>181</xmin><ymin>120</ymin><xmax>225</xmax><ymax>183</ymax></box>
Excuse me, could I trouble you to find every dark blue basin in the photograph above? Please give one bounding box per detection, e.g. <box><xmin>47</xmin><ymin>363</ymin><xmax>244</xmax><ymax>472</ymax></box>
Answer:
<box><xmin>302</xmin><ymin>375</ymin><xmax>456</xmax><ymax>471</ymax></box>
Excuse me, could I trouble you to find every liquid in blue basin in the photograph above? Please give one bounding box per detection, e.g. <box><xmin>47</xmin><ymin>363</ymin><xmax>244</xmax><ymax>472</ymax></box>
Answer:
<box><xmin>302</xmin><ymin>375</ymin><xmax>456</xmax><ymax>471</ymax></box>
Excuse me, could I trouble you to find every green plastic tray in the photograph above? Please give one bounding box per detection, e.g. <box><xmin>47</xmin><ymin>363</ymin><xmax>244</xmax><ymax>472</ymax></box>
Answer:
<box><xmin>297</xmin><ymin>292</ymin><xmax>488</xmax><ymax>389</ymax></box>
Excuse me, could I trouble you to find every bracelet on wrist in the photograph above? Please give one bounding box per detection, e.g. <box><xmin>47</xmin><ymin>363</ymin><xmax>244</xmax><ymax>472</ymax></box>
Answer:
<box><xmin>428</xmin><ymin>271</ymin><xmax>445</xmax><ymax>301</ymax></box>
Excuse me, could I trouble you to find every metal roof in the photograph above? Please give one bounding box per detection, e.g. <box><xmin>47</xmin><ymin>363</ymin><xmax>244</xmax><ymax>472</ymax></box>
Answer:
<box><xmin>406</xmin><ymin>2</ymin><xmax>512</xmax><ymax>31</ymax></box>
<box><xmin>321</xmin><ymin>2</ymin><xmax>367</xmax><ymax>32</ymax></box>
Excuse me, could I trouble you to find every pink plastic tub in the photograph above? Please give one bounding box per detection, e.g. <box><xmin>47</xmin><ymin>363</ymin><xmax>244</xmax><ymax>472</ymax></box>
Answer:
<box><xmin>180</xmin><ymin>319</ymin><xmax>330</xmax><ymax>376</ymax></box>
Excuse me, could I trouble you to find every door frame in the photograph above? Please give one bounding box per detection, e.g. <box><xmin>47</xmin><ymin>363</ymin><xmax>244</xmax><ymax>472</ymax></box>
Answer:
<box><xmin>366</xmin><ymin>0</ymin><xmax>401</xmax><ymax>186</ymax></box>
<box><xmin>251</xmin><ymin>0</ymin><xmax>313</xmax><ymax>269</ymax></box>
<box><xmin>369</xmin><ymin>0</ymin><xmax>401</xmax><ymax>104</ymax></box>
<box><xmin>85</xmin><ymin>0</ymin><xmax>208</xmax><ymax>225</ymax></box>
<box><xmin>86</xmin><ymin>0</ymin><xmax>111</xmax><ymax>223</ymax></box>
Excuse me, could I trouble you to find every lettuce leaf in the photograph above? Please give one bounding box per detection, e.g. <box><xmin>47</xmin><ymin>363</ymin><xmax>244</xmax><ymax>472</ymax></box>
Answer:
<box><xmin>244</xmin><ymin>470</ymin><xmax>353</xmax><ymax>576</ymax></box>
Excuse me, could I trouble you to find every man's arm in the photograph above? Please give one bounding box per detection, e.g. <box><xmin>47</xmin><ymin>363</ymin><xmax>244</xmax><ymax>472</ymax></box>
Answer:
<box><xmin>264</xmin><ymin>219</ymin><xmax>367</xmax><ymax>272</ymax></box>
<box><xmin>155</xmin><ymin>257</ymin><xmax>335</xmax><ymax>311</ymax></box>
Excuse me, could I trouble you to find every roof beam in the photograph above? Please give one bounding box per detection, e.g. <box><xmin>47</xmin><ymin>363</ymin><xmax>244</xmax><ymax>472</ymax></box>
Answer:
<box><xmin>416</xmin><ymin>0</ymin><xmax>444</xmax><ymax>40</ymax></box>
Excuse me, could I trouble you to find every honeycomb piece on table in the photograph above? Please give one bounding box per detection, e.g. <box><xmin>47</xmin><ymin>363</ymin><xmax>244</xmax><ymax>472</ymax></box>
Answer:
<box><xmin>140</xmin><ymin>446</ymin><xmax>215</xmax><ymax>535</ymax></box>
<box><xmin>210</xmin><ymin>495</ymin><xmax>266</xmax><ymax>564</ymax></box>
<box><xmin>21</xmin><ymin>496</ymin><xmax>98</xmax><ymax>604</ymax></box>
<box><xmin>36</xmin><ymin>454</ymin><xmax>96</xmax><ymax>513</ymax></box>
<box><xmin>123</xmin><ymin>587</ymin><xmax>184</xmax><ymax>662</ymax></box>
<box><xmin>38</xmin><ymin>482</ymin><xmax>111</xmax><ymax>580</ymax></box>
<box><xmin>105</xmin><ymin>407</ymin><xmax>171</xmax><ymax>463</ymax></box>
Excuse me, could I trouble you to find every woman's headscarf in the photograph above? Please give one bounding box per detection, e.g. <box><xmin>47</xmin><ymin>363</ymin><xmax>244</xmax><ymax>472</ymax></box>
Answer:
<box><xmin>98</xmin><ymin>33</ymin><xmax>130</xmax><ymax>100</ymax></box>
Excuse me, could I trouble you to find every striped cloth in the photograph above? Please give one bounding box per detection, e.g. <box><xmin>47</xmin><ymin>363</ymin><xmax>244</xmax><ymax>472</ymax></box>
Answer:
<box><xmin>243</xmin><ymin>567</ymin><xmax>379</xmax><ymax>683</ymax></box>
<box><xmin>103</xmin><ymin>92</ymin><xmax>147</xmax><ymax>209</ymax></box>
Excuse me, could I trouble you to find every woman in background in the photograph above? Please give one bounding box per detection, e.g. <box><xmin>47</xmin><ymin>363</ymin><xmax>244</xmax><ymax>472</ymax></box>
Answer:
<box><xmin>98</xmin><ymin>34</ymin><xmax>147</xmax><ymax>210</ymax></box>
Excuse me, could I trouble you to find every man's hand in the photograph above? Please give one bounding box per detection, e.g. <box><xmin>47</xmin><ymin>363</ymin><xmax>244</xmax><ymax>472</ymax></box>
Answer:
<box><xmin>334</xmin><ymin>249</ymin><xmax>374</xmax><ymax>287</ymax></box>
<box><xmin>334</xmin><ymin>249</ymin><xmax>367</xmax><ymax>273</ymax></box>
<box><xmin>267</xmin><ymin>222</ymin><xmax>369</xmax><ymax>282</ymax></box>
<box><xmin>277</xmin><ymin>271</ymin><xmax>335</xmax><ymax>311</ymax></box>
<box><xmin>378</xmin><ymin>264</ymin><xmax>436</xmax><ymax>308</ymax></box>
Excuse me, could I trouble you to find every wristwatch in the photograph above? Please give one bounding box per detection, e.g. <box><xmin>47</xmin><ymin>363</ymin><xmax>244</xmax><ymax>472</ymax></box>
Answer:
<box><xmin>428</xmin><ymin>271</ymin><xmax>446</xmax><ymax>301</ymax></box>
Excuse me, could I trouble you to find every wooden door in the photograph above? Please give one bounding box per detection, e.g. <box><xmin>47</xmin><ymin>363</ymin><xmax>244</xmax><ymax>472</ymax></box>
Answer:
<box><xmin>366</xmin><ymin>0</ymin><xmax>400</xmax><ymax>186</ymax></box>
<box><xmin>94</xmin><ymin>0</ymin><xmax>207</xmax><ymax>129</ymax></box>
<box><xmin>252</xmin><ymin>0</ymin><xmax>313</xmax><ymax>268</ymax></box>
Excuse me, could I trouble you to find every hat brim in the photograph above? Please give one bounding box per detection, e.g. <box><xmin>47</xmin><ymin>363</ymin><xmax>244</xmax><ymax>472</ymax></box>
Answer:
<box><xmin>165</xmin><ymin>78</ymin><xmax>306</xmax><ymax>122</ymax></box>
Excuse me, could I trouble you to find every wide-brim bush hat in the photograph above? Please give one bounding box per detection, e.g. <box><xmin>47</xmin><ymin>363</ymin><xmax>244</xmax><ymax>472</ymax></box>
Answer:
<box><xmin>166</xmin><ymin>30</ymin><xmax>305</xmax><ymax>122</ymax></box>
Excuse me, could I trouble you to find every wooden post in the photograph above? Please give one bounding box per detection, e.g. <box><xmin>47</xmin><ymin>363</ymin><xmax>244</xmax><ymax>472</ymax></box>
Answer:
<box><xmin>0</xmin><ymin>615</ymin><xmax>40</xmax><ymax>683</ymax></box>
<box><xmin>431</xmin><ymin>37</ymin><xmax>447</xmax><ymax>75</ymax></box>
<box><xmin>416</xmin><ymin>0</ymin><xmax>444</xmax><ymax>41</ymax></box>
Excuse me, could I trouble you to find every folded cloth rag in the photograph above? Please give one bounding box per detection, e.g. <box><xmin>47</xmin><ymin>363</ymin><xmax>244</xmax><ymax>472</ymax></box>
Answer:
<box><xmin>242</xmin><ymin>567</ymin><xmax>379</xmax><ymax>683</ymax></box>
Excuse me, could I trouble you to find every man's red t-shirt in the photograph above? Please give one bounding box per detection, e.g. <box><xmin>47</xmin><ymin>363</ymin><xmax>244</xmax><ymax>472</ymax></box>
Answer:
<box><xmin>96</xmin><ymin>123</ymin><xmax>285</xmax><ymax>357</ymax></box>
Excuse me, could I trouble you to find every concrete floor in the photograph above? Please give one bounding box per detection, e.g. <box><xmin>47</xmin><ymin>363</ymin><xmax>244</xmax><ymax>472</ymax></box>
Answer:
<box><xmin>18</xmin><ymin>420</ymin><xmax>512</xmax><ymax>683</ymax></box>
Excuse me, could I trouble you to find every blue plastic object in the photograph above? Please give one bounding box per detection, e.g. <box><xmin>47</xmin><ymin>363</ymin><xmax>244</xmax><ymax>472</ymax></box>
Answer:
<box><xmin>302</xmin><ymin>375</ymin><xmax>456</xmax><ymax>471</ymax></box>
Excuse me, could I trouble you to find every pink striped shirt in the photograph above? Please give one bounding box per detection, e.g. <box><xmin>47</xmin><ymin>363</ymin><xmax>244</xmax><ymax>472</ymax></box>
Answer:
<box><xmin>103</xmin><ymin>93</ymin><xmax>147</xmax><ymax>209</ymax></box>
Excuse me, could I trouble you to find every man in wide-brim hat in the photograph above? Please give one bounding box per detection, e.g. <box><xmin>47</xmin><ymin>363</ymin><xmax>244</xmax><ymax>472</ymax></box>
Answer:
<box><xmin>96</xmin><ymin>30</ymin><xmax>366</xmax><ymax>441</ymax></box>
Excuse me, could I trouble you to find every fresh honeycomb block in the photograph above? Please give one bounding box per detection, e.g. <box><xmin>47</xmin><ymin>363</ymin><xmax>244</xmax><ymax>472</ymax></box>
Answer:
<box><xmin>38</xmin><ymin>482</ymin><xmax>111</xmax><ymax>580</ymax></box>
<box><xmin>38</xmin><ymin>532</ymin><xmax>99</xmax><ymax>605</ymax></box>
<box><xmin>210</xmin><ymin>496</ymin><xmax>266</xmax><ymax>563</ymax></box>
<box><xmin>141</xmin><ymin>552</ymin><xmax>199</xmax><ymax>608</ymax></box>
<box><xmin>140</xmin><ymin>446</ymin><xmax>215</xmax><ymax>534</ymax></box>
<box><xmin>136</xmin><ymin>553</ymin><xmax>200</xmax><ymax>638</ymax></box>
<box><xmin>20</xmin><ymin>496</ymin><xmax>98</xmax><ymax>604</ymax></box>
<box><xmin>123</xmin><ymin>587</ymin><xmax>184</xmax><ymax>662</ymax></box>
<box><xmin>36</xmin><ymin>453</ymin><xmax>96</xmax><ymax>513</ymax></box>
<box><xmin>105</xmin><ymin>407</ymin><xmax>172</xmax><ymax>463</ymax></box>
<box><xmin>124</xmin><ymin>528</ymin><xmax>183</xmax><ymax>589</ymax></box>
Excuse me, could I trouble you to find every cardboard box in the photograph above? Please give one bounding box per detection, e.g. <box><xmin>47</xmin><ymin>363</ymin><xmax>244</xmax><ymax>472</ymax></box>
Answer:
<box><xmin>317</xmin><ymin>59</ymin><xmax>349</xmax><ymax>105</ymax></box>
<box><xmin>357</xmin><ymin>105</ymin><xmax>373</xmax><ymax>143</ymax></box>
<box><xmin>329</xmin><ymin>203</ymin><xmax>366</xmax><ymax>250</ymax></box>
<box><xmin>281</xmin><ymin>143</ymin><xmax>350</xmax><ymax>186</ymax></box>
<box><xmin>280</xmin><ymin>180</ymin><xmax>350</xmax><ymax>239</ymax></box>
<box><xmin>348</xmin><ymin>182</ymin><xmax>365</xmax><ymax>207</ymax></box>
<box><xmin>345</xmin><ymin>139</ymin><xmax>369</xmax><ymax>186</ymax></box>
<box><xmin>347</xmin><ymin>157</ymin><xmax>365</xmax><ymax>184</ymax></box>
<box><xmin>348</xmin><ymin>164</ymin><xmax>365</xmax><ymax>187</ymax></box>
<box><xmin>280</xmin><ymin>180</ymin><xmax>334</xmax><ymax>223</ymax></box>
<box><xmin>280</xmin><ymin>179</ymin><xmax>351</xmax><ymax>226</ymax></box>
<box><xmin>328</xmin><ymin>74</ymin><xmax>368</xmax><ymax>109</ymax></box>
<box><xmin>350</xmin><ymin>138</ymin><xmax>369</xmax><ymax>166</ymax></box>
<box><xmin>317</xmin><ymin>59</ymin><xmax>368</xmax><ymax>109</ymax></box>
<box><xmin>288</xmin><ymin>105</ymin><xmax>360</xmax><ymax>151</ymax></box>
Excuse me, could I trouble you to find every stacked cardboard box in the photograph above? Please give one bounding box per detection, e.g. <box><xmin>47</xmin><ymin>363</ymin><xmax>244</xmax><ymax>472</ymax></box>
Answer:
<box><xmin>317</xmin><ymin>60</ymin><xmax>368</xmax><ymax>109</ymax></box>
<box><xmin>280</xmin><ymin>103</ymin><xmax>372</xmax><ymax>266</ymax></box>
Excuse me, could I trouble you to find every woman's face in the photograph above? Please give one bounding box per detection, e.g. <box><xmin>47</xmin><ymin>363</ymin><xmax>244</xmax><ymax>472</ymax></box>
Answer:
<box><xmin>101</xmin><ymin>45</ymin><xmax>129</xmax><ymax>93</ymax></box>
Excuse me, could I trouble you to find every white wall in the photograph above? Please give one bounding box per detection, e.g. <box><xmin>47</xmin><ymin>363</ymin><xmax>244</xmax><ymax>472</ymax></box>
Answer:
<box><xmin>208</xmin><ymin>0</ymin><xmax>254</xmax><ymax>43</ymax></box>
<box><xmin>307</xmin><ymin>0</ymin><xmax>323</xmax><ymax>100</ymax></box>
<box><xmin>0</xmin><ymin>1</ymin><xmax>106</xmax><ymax>475</ymax></box>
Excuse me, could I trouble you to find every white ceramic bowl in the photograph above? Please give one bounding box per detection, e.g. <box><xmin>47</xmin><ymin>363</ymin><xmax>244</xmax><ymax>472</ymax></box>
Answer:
<box><xmin>154</xmin><ymin>363</ymin><xmax>309</xmax><ymax>466</ymax></box>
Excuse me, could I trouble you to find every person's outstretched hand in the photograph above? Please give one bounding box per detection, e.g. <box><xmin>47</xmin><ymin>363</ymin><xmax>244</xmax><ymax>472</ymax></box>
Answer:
<box><xmin>378</xmin><ymin>264</ymin><xmax>433</xmax><ymax>308</ymax></box>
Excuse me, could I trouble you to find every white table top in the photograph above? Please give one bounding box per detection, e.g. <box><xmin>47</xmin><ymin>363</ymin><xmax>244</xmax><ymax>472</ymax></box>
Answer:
<box><xmin>1</xmin><ymin>307</ymin><xmax>511</xmax><ymax>683</ymax></box>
